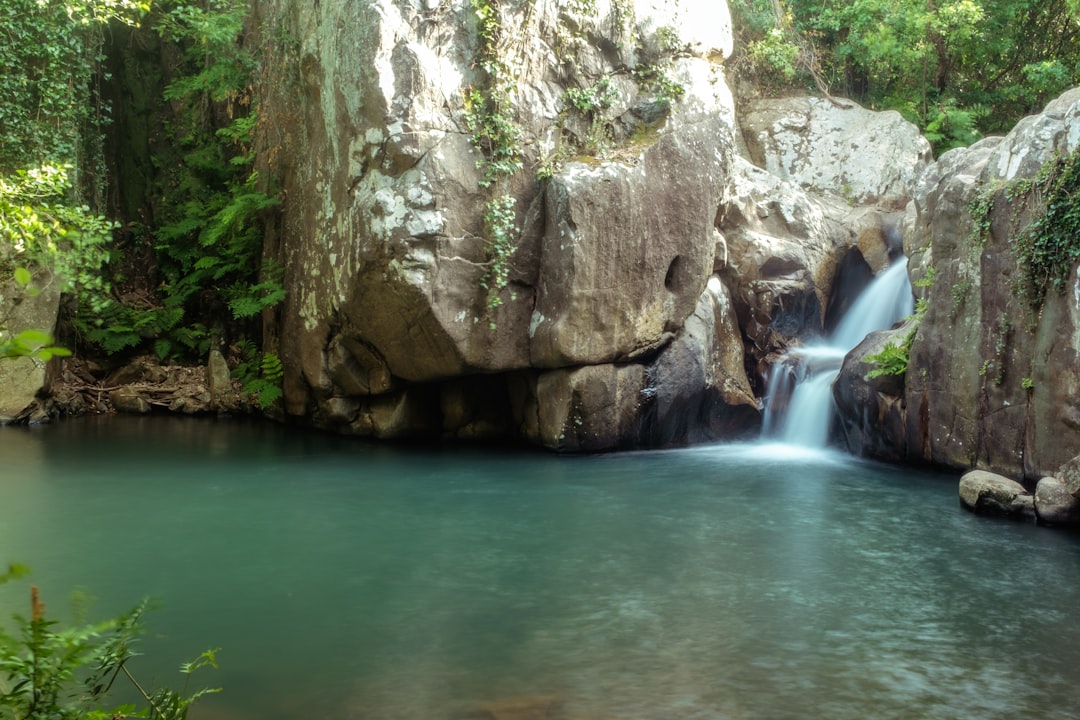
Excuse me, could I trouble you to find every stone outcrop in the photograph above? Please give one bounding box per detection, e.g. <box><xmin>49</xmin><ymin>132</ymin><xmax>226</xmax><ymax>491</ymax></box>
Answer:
<box><xmin>832</xmin><ymin>321</ymin><xmax>914</xmax><ymax>461</ymax></box>
<box><xmin>248</xmin><ymin>0</ymin><xmax>938</xmax><ymax>450</ymax></box>
<box><xmin>726</xmin><ymin>98</ymin><xmax>930</xmax><ymax>385</ymax></box>
<box><xmin>0</xmin><ymin>268</ymin><xmax>61</xmax><ymax>423</ymax></box>
<box><xmin>739</xmin><ymin>96</ymin><xmax>932</xmax><ymax>208</ymax></box>
<box><xmin>834</xmin><ymin>88</ymin><xmax>1080</xmax><ymax>479</ymax></box>
<box><xmin>258</xmin><ymin>0</ymin><xmax>760</xmax><ymax>449</ymax></box>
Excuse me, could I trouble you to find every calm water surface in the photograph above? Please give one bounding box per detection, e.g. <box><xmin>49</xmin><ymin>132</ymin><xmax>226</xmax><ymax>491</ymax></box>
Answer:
<box><xmin>2</xmin><ymin>416</ymin><xmax>1079</xmax><ymax>720</ymax></box>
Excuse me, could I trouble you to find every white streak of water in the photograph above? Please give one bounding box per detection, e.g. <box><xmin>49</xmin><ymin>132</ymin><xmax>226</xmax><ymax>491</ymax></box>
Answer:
<box><xmin>763</xmin><ymin>258</ymin><xmax>914</xmax><ymax>448</ymax></box>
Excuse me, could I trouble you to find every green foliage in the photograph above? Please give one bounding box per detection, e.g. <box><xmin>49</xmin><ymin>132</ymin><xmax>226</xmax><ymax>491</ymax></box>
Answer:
<box><xmin>1011</xmin><ymin>149</ymin><xmax>1080</xmax><ymax>306</ymax></box>
<box><xmin>479</xmin><ymin>194</ymin><xmax>519</xmax><ymax>311</ymax></box>
<box><xmin>923</xmin><ymin>99</ymin><xmax>987</xmax><ymax>152</ymax></box>
<box><xmin>0</xmin><ymin>564</ymin><xmax>31</xmax><ymax>585</ymax></box>
<box><xmin>74</xmin><ymin>0</ymin><xmax>284</xmax><ymax>360</ymax></box>
<box><xmin>967</xmin><ymin>148</ymin><xmax>1080</xmax><ymax>310</ymax></box>
<box><xmin>866</xmin><ymin>339</ymin><xmax>911</xmax><ymax>378</ymax></box>
<box><xmin>466</xmin><ymin>0</ymin><xmax>525</xmax><ymax>309</ymax></box>
<box><xmin>865</xmin><ymin>297</ymin><xmax>927</xmax><ymax>378</ymax></box>
<box><xmin>231</xmin><ymin>340</ymin><xmax>283</xmax><ymax>408</ymax></box>
<box><xmin>0</xmin><ymin>165</ymin><xmax>114</xmax><ymax>314</ymax></box>
<box><xmin>464</xmin><ymin>0</ymin><xmax>524</xmax><ymax>188</ymax></box>
<box><xmin>0</xmin><ymin>0</ymin><xmax>145</xmax><ymax>173</ymax></box>
<box><xmin>729</xmin><ymin>0</ymin><xmax>1080</xmax><ymax>154</ymax></box>
<box><xmin>0</xmin><ymin>579</ymin><xmax>218</xmax><ymax>720</ymax></box>
<box><xmin>563</xmin><ymin>79</ymin><xmax>616</xmax><ymax>117</ymax></box>
<box><xmin>463</xmin><ymin>88</ymin><xmax>524</xmax><ymax>188</ymax></box>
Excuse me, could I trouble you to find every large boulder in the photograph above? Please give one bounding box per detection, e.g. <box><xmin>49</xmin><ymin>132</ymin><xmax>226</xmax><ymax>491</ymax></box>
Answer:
<box><xmin>738</xmin><ymin>96</ymin><xmax>932</xmax><ymax>207</ymax></box>
<box><xmin>1034</xmin><ymin>476</ymin><xmax>1080</xmax><ymax>526</ymax></box>
<box><xmin>716</xmin><ymin>157</ymin><xmax>851</xmax><ymax>359</ymax></box>
<box><xmin>516</xmin><ymin>276</ymin><xmax>759</xmax><ymax>451</ymax></box>
<box><xmin>833</xmin><ymin>321</ymin><xmax>914</xmax><ymax>460</ymax></box>
<box><xmin>1059</xmin><ymin>454</ymin><xmax>1080</xmax><ymax>498</ymax></box>
<box><xmin>959</xmin><ymin>470</ymin><xmax>1033</xmax><ymax>518</ymax></box>
<box><xmin>259</xmin><ymin>0</ymin><xmax>743</xmax><ymax>448</ymax></box>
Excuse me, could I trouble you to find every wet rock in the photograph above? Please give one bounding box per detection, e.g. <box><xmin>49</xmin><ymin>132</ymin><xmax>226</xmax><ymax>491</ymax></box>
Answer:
<box><xmin>833</xmin><ymin>322</ymin><xmax>915</xmax><ymax>461</ymax></box>
<box><xmin>523</xmin><ymin>364</ymin><xmax>647</xmax><ymax>452</ymax></box>
<box><xmin>1034</xmin><ymin>476</ymin><xmax>1080</xmax><ymax>525</ymax></box>
<box><xmin>643</xmin><ymin>276</ymin><xmax>760</xmax><ymax>444</ymax></box>
<box><xmin>109</xmin><ymin>387</ymin><xmax>151</xmax><ymax>414</ymax></box>
<box><xmin>959</xmin><ymin>470</ymin><xmax>1032</xmax><ymax>517</ymax></box>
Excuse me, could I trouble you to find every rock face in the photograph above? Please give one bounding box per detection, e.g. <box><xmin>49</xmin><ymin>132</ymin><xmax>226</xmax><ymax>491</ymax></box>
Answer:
<box><xmin>253</xmin><ymin>0</ymin><xmax>934</xmax><ymax>450</ymax></box>
<box><xmin>739</xmin><ymin>96</ymin><xmax>932</xmax><ymax>208</ymax></box>
<box><xmin>258</xmin><ymin>0</ymin><xmax>760</xmax><ymax>449</ymax></box>
<box><xmin>835</xmin><ymin>88</ymin><xmax>1080</xmax><ymax>479</ymax></box>
<box><xmin>725</xmin><ymin>98</ymin><xmax>929</xmax><ymax>386</ymax></box>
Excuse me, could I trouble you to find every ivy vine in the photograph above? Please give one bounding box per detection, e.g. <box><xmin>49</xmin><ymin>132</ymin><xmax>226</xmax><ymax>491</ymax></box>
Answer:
<box><xmin>466</xmin><ymin>0</ymin><xmax>525</xmax><ymax>311</ymax></box>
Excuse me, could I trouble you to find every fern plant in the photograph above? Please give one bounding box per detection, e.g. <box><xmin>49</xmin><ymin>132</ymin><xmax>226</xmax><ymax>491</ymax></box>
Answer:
<box><xmin>231</xmin><ymin>340</ymin><xmax>283</xmax><ymax>408</ymax></box>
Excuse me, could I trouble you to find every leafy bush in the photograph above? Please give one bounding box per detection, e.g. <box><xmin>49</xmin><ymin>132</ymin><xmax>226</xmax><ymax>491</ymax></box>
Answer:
<box><xmin>0</xmin><ymin>165</ymin><xmax>114</xmax><ymax>315</ymax></box>
<box><xmin>0</xmin><ymin>270</ymin><xmax>71</xmax><ymax>361</ymax></box>
<box><xmin>72</xmin><ymin>0</ymin><xmax>284</xmax><ymax>361</ymax></box>
<box><xmin>0</xmin><ymin>569</ymin><xmax>219</xmax><ymax>720</ymax></box>
<box><xmin>728</xmin><ymin>0</ymin><xmax>1080</xmax><ymax>154</ymax></box>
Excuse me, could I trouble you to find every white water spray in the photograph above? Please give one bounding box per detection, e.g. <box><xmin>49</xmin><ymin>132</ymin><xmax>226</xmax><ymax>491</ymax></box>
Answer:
<box><xmin>762</xmin><ymin>259</ymin><xmax>914</xmax><ymax>447</ymax></box>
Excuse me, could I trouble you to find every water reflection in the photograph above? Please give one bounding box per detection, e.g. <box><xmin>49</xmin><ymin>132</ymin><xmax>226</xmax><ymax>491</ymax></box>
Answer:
<box><xmin>1</xmin><ymin>418</ymin><xmax>1079</xmax><ymax>720</ymax></box>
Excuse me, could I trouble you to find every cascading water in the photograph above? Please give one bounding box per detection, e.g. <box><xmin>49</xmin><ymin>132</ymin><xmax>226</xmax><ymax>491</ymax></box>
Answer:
<box><xmin>762</xmin><ymin>259</ymin><xmax>914</xmax><ymax>447</ymax></box>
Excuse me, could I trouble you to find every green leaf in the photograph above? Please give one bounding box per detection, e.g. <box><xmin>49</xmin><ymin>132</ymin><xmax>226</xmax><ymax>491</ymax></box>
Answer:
<box><xmin>13</xmin><ymin>267</ymin><xmax>32</xmax><ymax>286</ymax></box>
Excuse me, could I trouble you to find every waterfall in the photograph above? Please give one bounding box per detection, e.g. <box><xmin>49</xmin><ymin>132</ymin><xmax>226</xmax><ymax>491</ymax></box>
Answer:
<box><xmin>762</xmin><ymin>259</ymin><xmax>914</xmax><ymax>447</ymax></box>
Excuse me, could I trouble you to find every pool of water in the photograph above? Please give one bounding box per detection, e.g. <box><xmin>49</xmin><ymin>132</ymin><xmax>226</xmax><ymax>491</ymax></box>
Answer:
<box><xmin>2</xmin><ymin>416</ymin><xmax>1079</xmax><ymax>720</ymax></box>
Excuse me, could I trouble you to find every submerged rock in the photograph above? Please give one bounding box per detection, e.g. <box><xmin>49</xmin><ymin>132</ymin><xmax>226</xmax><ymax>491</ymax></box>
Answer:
<box><xmin>452</xmin><ymin>695</ymin><xmax>566</xmax><ymax>720</ymax></box>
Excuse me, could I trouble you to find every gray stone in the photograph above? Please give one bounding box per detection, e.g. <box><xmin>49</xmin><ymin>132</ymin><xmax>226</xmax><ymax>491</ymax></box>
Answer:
<box><xmin>0</xmin><ymin>269</ymin><xmax>62</xmax><ymax>422</ymax></box>
<box><xmin>739</xmin><ymin>96</ymin><xmax>932</xmax><ymax>207</ymax></box>
<box><xmin>1059</xmin><ymin>454</ymin><xmax>1080</xmax><ymax>498</ymax></box>
<box><xmin>834</xmin><ymin>320</ymin><xmax>916</xmax><ymax>461</ymax></box>
<box><xmin>259</xmin><ymin>0</ymin><xmax>747</xmax><ymax>449</ymax></box>
<box><xmin>109</xmin><ymin>387</ymin><xmax>151</xmax><ymax>414</ymax></box>
<box><xmin>207</xmin><ymin>349</ymin><xmax>238</xmax><ymax>411</ymax></box>
<box><xmin>959</xmin><ymin>470</ymin><xmax>1031</xmax><ymax>517</ymax></box>
<box><xmin>1034</xmin><ymin>476</ymin><xmax>1080</xmax><ymax>525</ymax></box>
<box><xmin>643</xmin><ymin>276</ymin><xmax>760</xmax><ymax>444</ymax></box>
<box><xmin>898</xmin><ymin>88</ymin><xmax>1080</xmax><ymax>477</ymax></box>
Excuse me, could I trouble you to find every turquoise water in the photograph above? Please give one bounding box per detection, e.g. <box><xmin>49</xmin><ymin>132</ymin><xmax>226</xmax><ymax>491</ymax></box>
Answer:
<box><xmin>2</xmin><ymin>416</ymin><xmax>1079</xmax><ymax>720</ymax></box>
